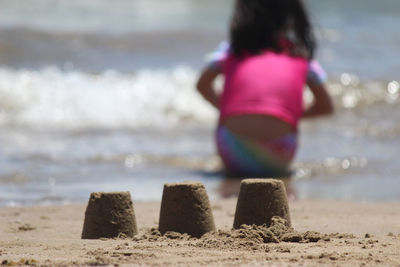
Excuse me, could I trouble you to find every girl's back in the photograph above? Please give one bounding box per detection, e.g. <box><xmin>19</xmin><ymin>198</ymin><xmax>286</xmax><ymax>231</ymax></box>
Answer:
<box><xmin>220</xmin><ymin>51</ymin><xmax>309</xmax><ymax>139</ymax></box>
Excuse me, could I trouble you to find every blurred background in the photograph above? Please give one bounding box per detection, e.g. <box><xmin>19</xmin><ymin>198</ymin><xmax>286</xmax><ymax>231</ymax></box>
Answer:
<box><xmin>0</xmin><ymin>0</ymin><xmax>399</xmax><ymax>206</ymax></box>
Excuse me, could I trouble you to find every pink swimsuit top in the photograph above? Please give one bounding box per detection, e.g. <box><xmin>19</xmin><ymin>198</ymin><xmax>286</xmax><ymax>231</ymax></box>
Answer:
<box><xmin>208</xmin><ymin>42</ymin><xmax>327</xmax><ymax>130</ymax></box>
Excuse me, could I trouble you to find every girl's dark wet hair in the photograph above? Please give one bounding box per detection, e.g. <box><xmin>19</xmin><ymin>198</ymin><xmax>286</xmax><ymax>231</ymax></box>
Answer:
<box><xmin>230</xmin><ymin>0</ymin><xmax>316</xmax><ymax>59</ymax></box>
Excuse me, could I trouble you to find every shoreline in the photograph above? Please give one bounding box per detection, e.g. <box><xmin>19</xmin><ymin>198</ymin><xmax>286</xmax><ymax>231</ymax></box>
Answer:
<box><xmin>1</xmin><ymin>199</ymin><xmax>399</xmax><ymax>266</ymax></box>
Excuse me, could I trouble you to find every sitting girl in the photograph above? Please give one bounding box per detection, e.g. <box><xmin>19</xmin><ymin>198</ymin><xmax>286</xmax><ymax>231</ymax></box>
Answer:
<box><xmin>196</xmin><ymin>0</ymin><xmax>334</xmax><ymax>197</ymax></box>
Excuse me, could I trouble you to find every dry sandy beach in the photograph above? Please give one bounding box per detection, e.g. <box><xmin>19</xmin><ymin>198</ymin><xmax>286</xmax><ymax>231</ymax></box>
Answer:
<box><xmin>1</xmin><ymin>199</ymin><xmax>400</xmax><ymax>266</ymax></box>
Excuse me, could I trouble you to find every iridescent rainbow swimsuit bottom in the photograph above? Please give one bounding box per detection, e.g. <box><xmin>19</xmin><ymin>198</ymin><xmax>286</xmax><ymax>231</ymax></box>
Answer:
<box><xmin>216</xmin><ymin>125</ymin><xmax>297</xmax><ymax>178</ymax></box>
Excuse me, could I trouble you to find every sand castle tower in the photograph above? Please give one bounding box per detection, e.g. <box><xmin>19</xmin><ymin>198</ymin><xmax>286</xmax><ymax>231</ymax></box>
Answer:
<box><xmin>158</xmin><ymin>181</ymin><xmax>215</xmax><ymax>238</ymax></box>
<box><xmin>233</xmin><ymin>179</ymin><xmax>291</xmax><ymax>228</ymax></box>
<box><xmin>81</xmin><ymin>191</ymin><xmax>138</xmax><ymax>239</ymax></box>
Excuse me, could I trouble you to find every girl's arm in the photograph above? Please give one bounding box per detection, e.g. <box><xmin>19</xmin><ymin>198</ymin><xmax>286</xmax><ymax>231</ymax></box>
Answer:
<box><xmin>196</xmin><ymin>67</ymin><xmax>221</xmax><ymax>109</ymax></box>
<box><xmin>302</xmin><ymin>82</ymin><xmax>334</xmax><ymax>118</ymax></box>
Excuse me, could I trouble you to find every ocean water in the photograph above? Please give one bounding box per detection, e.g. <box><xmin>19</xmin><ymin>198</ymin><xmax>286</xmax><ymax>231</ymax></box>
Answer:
<box><xmin>0</xmin><ymin>0</ymin><xmax>399</xmax><ymax>206</ymax></box>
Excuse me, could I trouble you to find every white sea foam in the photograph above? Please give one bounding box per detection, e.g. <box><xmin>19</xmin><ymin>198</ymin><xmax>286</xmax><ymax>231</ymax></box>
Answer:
<box><xmin>0</xmin><ymin>66</ymin><xmax>217</xmax><ymax>130</ymax></box>
<box><xmin>0</xmin><ymin>66</ymin><xmax>398</xmax><ymax>130</ymax></box>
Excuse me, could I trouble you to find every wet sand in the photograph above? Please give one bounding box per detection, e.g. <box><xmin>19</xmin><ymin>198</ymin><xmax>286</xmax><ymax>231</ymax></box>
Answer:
<box><xmin>1</xmin><ymin>199</ymin><xmax>399</xmax><ymax>266</ymax></box>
